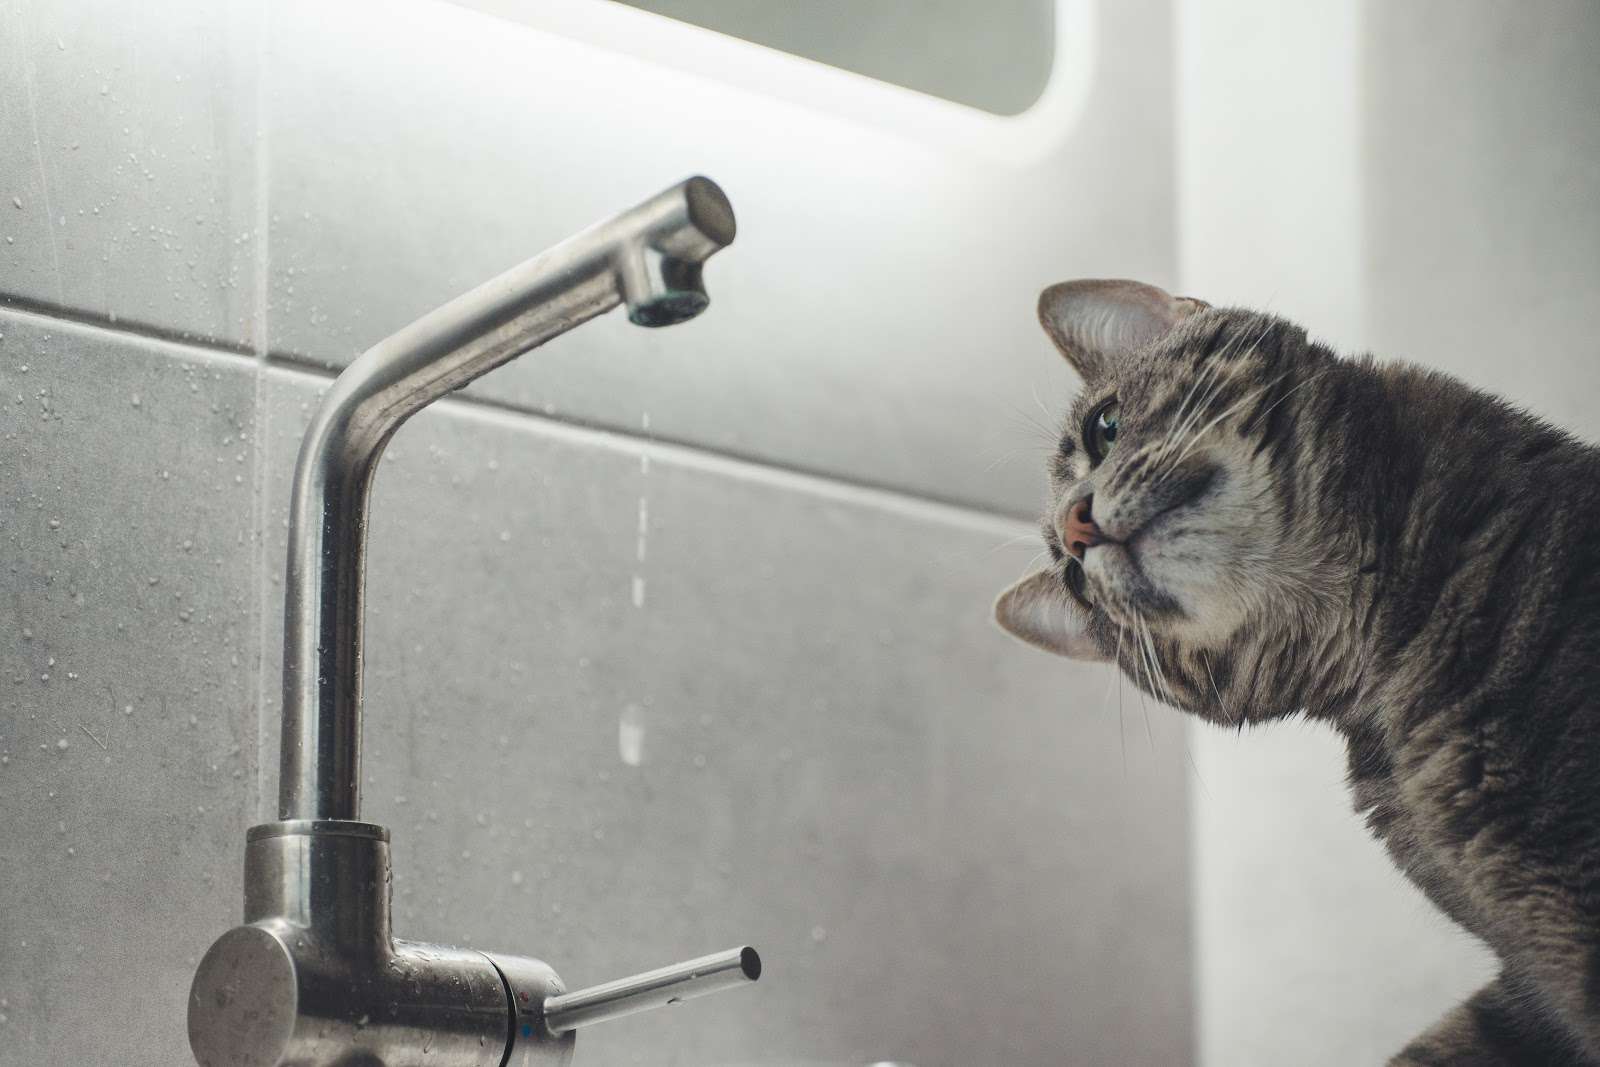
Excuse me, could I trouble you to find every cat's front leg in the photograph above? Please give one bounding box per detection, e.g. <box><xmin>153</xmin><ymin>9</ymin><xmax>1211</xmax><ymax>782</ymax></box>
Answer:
<box><xmin>1389</xmin><ymin>975</ymin><xmax>1589</xmax><ymax>1066</ymax></box>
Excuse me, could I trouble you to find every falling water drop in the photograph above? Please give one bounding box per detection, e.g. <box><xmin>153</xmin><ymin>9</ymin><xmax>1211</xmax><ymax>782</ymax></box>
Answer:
<box><xmin>618</xmin><ymin>704</ymin><xmax>645</xmax><ymax>767</ymax></box>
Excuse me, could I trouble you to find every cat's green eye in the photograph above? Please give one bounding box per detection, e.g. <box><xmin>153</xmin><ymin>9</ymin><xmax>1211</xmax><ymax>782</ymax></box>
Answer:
<box><xmin>1085</xmin><ymin>398</ymin><xmax>1120</xmax><ymax>463</ymax></box>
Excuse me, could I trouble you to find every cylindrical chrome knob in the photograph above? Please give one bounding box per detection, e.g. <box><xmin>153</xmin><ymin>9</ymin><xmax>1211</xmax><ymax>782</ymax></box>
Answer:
<box><xmin>541</xmin><ymin>946</ymin><xmax>761</xmax><ymax>1034</ymax></box>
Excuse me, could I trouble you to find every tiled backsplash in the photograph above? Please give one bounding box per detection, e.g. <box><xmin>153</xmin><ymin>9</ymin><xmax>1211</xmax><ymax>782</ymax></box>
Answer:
<box><xmin>0</xmin><ymin>4</ymin><xmax>1189</xmax><ymax>1060</ymax></box>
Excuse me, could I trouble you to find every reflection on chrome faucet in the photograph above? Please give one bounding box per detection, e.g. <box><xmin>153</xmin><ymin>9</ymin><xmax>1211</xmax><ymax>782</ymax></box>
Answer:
<box><xmin>186</xmin><ymin>178</ymin><xmax>759</xmax><ymax>1067</ymax></box>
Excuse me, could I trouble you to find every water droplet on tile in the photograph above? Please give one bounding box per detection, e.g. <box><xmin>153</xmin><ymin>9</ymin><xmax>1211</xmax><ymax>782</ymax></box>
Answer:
<box><xmin>618</xmin><ymin>704</ymin><xmax>646</xmax><ymax>767</ymax></box>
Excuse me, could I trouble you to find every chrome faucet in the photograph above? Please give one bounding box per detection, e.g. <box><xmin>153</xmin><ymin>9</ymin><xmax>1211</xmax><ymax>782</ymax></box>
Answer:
<box><xmin>188</xmin><ymin>178</ymin><xmax>760</xmax><ymax>1067</ymax></box>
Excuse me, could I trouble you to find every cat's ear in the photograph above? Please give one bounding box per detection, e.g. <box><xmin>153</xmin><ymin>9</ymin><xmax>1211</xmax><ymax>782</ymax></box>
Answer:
<box><xmin>1037</xmin><ymin>279</ymin><xmax>1209</xmax><ymax>380</ymax></box>
<box><xmin>993</xmin><ymin>569</ymin><xmax>1109</xmax><ymax>660</ymax></box>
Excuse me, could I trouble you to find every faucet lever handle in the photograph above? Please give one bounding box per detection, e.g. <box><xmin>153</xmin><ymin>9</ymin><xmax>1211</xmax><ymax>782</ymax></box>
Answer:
<box><xmin>542</xmin><ymin>945</ymin><xmax>761</xmax><ymax>1034</ymax></box>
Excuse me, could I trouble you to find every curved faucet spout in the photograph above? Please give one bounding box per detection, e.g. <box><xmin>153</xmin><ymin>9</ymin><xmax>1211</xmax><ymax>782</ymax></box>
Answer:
<box><xmin>277</xmin><ymin>177</ymin><xmax>736</xmax><ymax>821</ymax></box>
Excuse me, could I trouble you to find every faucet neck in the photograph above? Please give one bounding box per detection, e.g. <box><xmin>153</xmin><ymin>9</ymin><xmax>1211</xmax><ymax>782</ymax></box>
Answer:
<box><xmin>275</xmin><ymin>178</ymin><xmax>735</xmax><ymax>821</ymax></box>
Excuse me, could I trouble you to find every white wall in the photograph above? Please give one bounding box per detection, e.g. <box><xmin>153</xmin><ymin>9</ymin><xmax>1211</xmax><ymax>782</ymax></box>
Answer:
<box><xmin>1178</xmin><ymin>1</ymin><xmax>1599</xmax><ymax>1063</ymax></box>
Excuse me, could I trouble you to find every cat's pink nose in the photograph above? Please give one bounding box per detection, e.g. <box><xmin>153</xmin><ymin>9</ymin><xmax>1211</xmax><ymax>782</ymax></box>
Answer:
<box><xmin>1063</xmin><ymin>497</ymin><xmax>1103</xmax><ymax>560</ymax></box>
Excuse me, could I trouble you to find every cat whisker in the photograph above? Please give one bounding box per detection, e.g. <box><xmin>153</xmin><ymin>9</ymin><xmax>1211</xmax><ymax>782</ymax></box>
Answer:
<box><xmin>983</xmin><ymin>446</ymin><xmax>1045</xmax><ymax>474</ymax></box>
<box><xmin>1006</xmin><ymin>404</ymin><xmax>1060</xmax><ymax>445</ymax></box>
<box><xmin>987</xmin><ymin>532</ymin><xmax>1045</xmax><ymax>554</ymax></box>
<box><xmin>1242</xmin><ymin>368</ymin><xmax>1332</xmax><ymax>435</ymax></box>
<box><xmin>1162</xmin><ymin>376</ymin><xmax>1281</xmax><ymax>476</ymax></box>
<box><xmin>1113</xmin><ymin>621</ymin><xmax>1128</xmax><ymax>773</ymax></box>
<box><xmin>1151</xmin><ymin>319</ymin><xmax>1280</xmax><ymax>479</ymax></box>
<box><xmin>1156</xmin><ymin>352</ymin><xmax>1229</xmax><ymax>465</ymax></box>
<box><xmin>1094</xmin><ymin>620</ymin><xmax>1132</xmax><ymax>771</ymax></box>
<box><xmin>1199</xmin><ymin>650</ymin><xmax>1234</xmax><ymax>725</ymax></box>
<box><xmin>1029</xmin><ymin>384</ymin><xmax>1055</xmax><ymax>424</ymax></box>
<box><xmin>1139</xmin><ymin>616</ymin><xmax>1180</xmax><ymax>714</ymax></box>
<box><xmin>1130</xmin><ymin>614</ymin><xmax>1158</xmax><ymax>747</ymax></box>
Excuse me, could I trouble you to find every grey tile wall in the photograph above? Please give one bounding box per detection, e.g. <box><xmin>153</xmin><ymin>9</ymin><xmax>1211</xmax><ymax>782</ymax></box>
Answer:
<box><xmin>0</xmin><ymin>309</ymin><xmax>259</xmax><ymax>1065</ymax></box>
<box><xmin>0</xmin><ymin>2</ymin><xmax>1196</xmax><ymax>1063</ymax></box>
<box><xmin>0</xmin><ymin>0</ymin><xmax>260</xmax><ymax>347</ymax></box>
<box><xmin>250</xmin><ymin>366</ymin><xmax>1194</xmax><ymax>1066</ymax></box>
<box><xmin>260</xmin><ymin>0</ymin><xmax>1175</xmax><ymax>517</ymax></box>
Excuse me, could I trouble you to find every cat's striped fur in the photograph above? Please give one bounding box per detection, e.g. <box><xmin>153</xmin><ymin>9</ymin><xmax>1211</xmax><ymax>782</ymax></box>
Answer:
<box><xmin>996</xmin><ymin>279</ymin><xmax>1600</xmax><ymax>1064</ymax></box>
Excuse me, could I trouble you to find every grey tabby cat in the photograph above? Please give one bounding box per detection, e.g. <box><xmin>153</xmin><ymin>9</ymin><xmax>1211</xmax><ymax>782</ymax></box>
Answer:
<box><xmin>995</xmin><ymin>279</ymin><xmax>1600</xmax><ymax>1065</ymax></box>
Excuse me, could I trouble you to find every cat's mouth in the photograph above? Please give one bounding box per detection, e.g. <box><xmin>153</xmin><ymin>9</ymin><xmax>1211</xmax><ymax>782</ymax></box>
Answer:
<box><xmin>1076</xmin><ymin>466</ymin><xmax>1222</xmax><ymax>627</ymax></box>
<box><xmin>1084</xmin><ymin>540</ymin><xmax>1186</xmax><ymax>625</ymax></box>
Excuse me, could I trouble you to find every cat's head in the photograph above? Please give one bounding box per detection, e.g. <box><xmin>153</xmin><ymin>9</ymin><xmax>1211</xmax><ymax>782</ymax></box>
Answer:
<box><xmin>994</xmin><ymin>279</ymin><xmax>1342</xmax><ymax>720</ymax></box>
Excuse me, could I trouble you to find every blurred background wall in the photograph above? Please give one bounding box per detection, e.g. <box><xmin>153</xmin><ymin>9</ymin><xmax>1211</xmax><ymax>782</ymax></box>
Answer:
<box><xmin>0</xmin><ymin>1</ymin><xmax>1594</xmax><ymax>1064</ymax></box>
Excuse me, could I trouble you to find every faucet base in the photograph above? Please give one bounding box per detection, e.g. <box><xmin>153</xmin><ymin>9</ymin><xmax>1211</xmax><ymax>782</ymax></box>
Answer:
<box><xmin>189</xmin><ymin>920</ymin><xmax>513</xmax><ymax>1067</ymax></box>
<box><xmin>192</xmin><ymin>821</ymin><xmax>515</xmax><ymax>1067</ymax></box>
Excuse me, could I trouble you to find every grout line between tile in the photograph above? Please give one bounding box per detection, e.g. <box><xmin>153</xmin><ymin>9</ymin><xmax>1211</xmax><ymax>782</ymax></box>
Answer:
<box><xmin>0</xmin><ymin>298</ymin><xmax>1037</xmax><ymax>534</ymax></box>
<box><xmin>262</xmin><ymin>358</ymin><xmax>1037</xmax><ymax>539</ymax></box>
<box><xmin>0</xmin><ymin>293</ymin><xmax>258</xmax><ymax>357</ymax></box>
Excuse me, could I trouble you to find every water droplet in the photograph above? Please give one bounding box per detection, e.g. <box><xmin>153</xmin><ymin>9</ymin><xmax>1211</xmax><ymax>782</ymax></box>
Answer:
<box><xmin>130</xmin><ymin>394</ymin><xmax>141</xmax><ymax>408</ymax></box>
<box><xmin>618</xmin><ymin>704</ymin><xmax>646</xmax><ymax>767</ymax></box>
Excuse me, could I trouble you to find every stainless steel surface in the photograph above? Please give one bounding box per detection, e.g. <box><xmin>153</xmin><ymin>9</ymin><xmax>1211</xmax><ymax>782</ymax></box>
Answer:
<box><xmin>189</xmin><ymin>823</ymin><xmax>508</xmax><ymax>1067</ymax></box>
<box><xmin>189</xmin><ymin>178</ymin><xmax>758</xmax><ymax>1066</ymax></box>
<box><xmin>278</xmin><ymin>175</ymin><xmax>736</xmax><ymax>823</ymax></box>
<box><xmin>486</xmin><ymin>952</ymin><xmax>577</xmax><ymax>1065</ymax></box>
<box><xmin>543</xmin><ymin>946</ymin><xmax>762</xmax><ymax>1033</ymax></box>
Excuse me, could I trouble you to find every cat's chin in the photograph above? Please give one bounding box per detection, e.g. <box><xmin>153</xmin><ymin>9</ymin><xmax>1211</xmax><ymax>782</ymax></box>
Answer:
<box><xmin>1082</xmin><ymin>542</ymin><xmax>1185</xmax><ymax>629</ymax></box>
